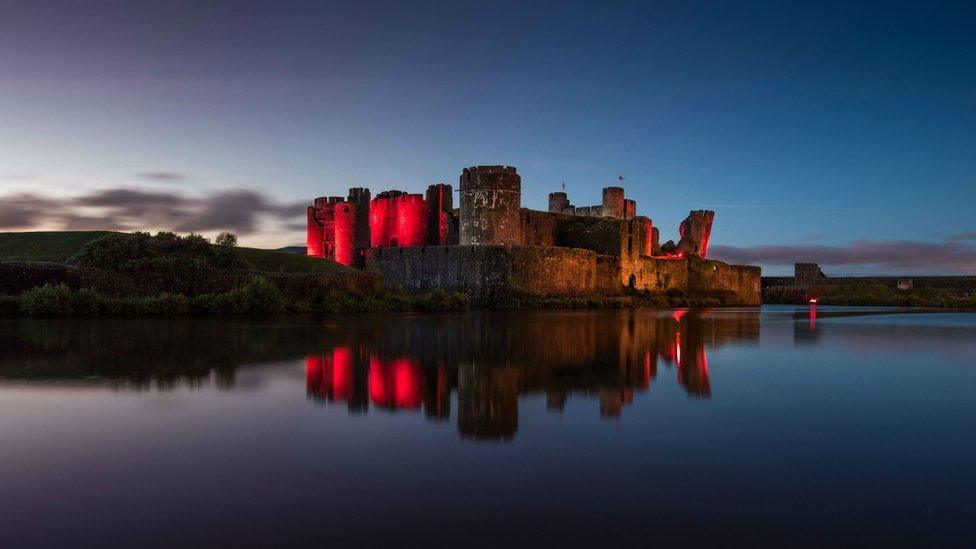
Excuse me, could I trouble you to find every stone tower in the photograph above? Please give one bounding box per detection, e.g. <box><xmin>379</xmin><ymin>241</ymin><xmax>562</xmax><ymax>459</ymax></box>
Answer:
<box><xmin>459</xmin><ymin>166</ymin><xmax>521</xmax><ymax>246</ymax></box>
<box><xmin>677</xmin><ymin>210</ymin><xmax>715</xmax><ymax>259</ymax></box>
<box><xmin>548</xmin><ymin>191</ymin><xmax>571</xmax><ymax>214</ymax></box>
<box><xmin>602</xmin><ymin>187</ymin><xmax>625</xmax><ymax>218</ymax></box>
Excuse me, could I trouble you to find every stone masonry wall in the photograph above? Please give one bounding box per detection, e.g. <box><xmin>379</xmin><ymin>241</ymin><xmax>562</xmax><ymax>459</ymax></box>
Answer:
<box><xmin>364</xmin><ymin>245</ymin><xmax>761</xmax><ymax>304</ymax></box>
<box><xmin>687</xmin><ymin>259</ymin><xmax>762</xmax><ymax>305</ymax></box>
<box><xmin>364</xmin><ymin>245</ymin><xmax>597</xmax><ymax>297</ymax></box>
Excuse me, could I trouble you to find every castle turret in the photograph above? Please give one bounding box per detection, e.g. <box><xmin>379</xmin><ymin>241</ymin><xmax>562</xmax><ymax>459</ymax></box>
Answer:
<box><xmin>602</xmin><ymin>187</ymin><xmax>625</xmax><ymax>219</ymax></box>
<box><xmin>459</xmin><ymin>166</ymin><xmax>521</xmax><ymax>246</ymax></box>
<box><xmin>548</xmin><ymin>192</ymin><xmax>571</xmax><ymax>214</ymax></box>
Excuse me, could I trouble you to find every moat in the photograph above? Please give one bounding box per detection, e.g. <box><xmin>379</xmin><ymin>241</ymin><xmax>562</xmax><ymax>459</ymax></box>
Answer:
<box><xmin>2</xmin><ymin>307</ymin><xmax>975</xmax><ymax>546</ymax></box>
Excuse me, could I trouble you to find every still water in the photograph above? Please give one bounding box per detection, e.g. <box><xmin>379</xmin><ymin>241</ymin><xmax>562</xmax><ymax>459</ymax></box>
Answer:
<box><xmin>1</xmin><ymin>306</ymin><xmax>975</xmax><ymax>547</ymax></box>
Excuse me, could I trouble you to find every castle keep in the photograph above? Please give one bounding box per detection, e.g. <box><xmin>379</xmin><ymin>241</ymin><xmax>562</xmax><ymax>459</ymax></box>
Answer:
<box><xmin>307</xmin><ymin>165</ymin><xmax>760</xmax><ymax>304</ymax></box>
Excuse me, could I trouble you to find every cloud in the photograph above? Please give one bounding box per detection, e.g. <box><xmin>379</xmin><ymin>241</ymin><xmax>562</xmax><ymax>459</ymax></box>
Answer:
<box><xmin>136</xmin><ymin>172</ymin><xmax>188</xmax><ymax>182</ymax></box>
<box><xmin>175</xmin><ymin>190</ymin><xmax>276</xmax><ymax>234</ymax></box>
<box><xmin>711</xmin><ymin>235</ymin><xmax>976</xmax><ymax>273</ymax></box>
<box><xmin>0</xmin><ymin>187</ymin><xmax>306</xmax><ymax>236</ymax></box>
<box><xmin>0</xmin><ymin>193</ymin><xmax>58</xmax><ymax>229</ymax></box>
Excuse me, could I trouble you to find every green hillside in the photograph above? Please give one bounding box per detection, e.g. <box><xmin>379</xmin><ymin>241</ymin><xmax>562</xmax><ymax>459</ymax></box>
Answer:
<box><xmin>0</xmin><ymin>231</ymin><xmax>350</xmax><ymax>274</ymax></box>
<box><xmin>0</xmin><ymin>231</ymin><xmax>111</xmax><ymax>262</ymax></box>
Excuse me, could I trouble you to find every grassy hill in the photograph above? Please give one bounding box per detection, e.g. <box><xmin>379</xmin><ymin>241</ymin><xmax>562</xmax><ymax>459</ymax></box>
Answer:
<box><xmin>0</xmin><ymin>231</ymin><xmax>112</xmax><ymax>262</ymax></box>
<box><xmin>0</xmin><ymin>231</ymin><xmax>351</xmax><ymax>275</ymax></box>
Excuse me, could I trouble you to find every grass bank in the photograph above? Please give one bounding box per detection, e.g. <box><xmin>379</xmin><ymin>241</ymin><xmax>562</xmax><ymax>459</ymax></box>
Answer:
<box><xmin>0</xmin><ymin>279</ymin><xmax>469</xmax><ymax>316</ymax></box>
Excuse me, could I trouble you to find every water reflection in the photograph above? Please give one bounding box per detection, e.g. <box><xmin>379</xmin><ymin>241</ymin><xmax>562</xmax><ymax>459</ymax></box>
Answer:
<box><xmin>304</xmin><ymin>310</ymin><xmax>760</xmax><ymax>440</ymax></box>
<box><xmin>0</xmin><ymin>310</ymin><xmax>761</xmax><ymax>440</ymax></box>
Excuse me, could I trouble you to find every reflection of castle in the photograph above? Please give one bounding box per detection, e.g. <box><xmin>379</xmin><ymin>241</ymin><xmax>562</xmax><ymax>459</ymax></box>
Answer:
<box><xmin>306</xmin><ymin>310</ymin><xmax>759</xmax><ymax>441</ymax></box>
<box><xmin>307</xmin><ymin>166</ymin><xmax>759</xmax><ymax>302</ymax></box>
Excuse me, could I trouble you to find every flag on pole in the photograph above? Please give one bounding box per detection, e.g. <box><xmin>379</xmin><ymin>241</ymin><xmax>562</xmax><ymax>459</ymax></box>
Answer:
<box><xmin>618</xmin><ymin>174</ymin><xmax>625</xmax><ymax>182</ymax></box>
<box><xmin>561</xmin><ymin>181</ymin><xmax>565</xmax><ymax>190</ymax></box>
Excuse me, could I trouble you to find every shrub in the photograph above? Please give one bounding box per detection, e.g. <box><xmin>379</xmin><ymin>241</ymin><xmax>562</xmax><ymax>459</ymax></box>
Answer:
<box><xmin>140</xmin><ymin>293</ymin><xmax>189</xmax><ymax>315</ymax></box>
<box><xmin>70</xmin><ymin>288</ymin><xmax>103</xmax><ymax>315</ymax></box>
<box><xmin>20</xmin><ymin>283</ymin><xmax>75</xmax><ymax>315</ymax></box>
<box><xmin>414</xmin><ymin>289</ymin><xmax>470</xmax><ymax>312</ymax></box>
<box><xmin>240</xmin><ymin>276</ymin><xmax>285</xmax><ymax>313</ymax></box>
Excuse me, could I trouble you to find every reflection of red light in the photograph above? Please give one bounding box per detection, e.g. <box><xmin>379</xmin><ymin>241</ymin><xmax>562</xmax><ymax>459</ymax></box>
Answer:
<box><xmin>369</xmin><ymin>356</ymin><xmax>423</xmax><ymax>409</ymax></box>
<box><xmin>332</xmin><ymin>347</ymin><xmax>352</xmax><ymax>400</ymax></box>
<box><xmin>307</xmin><ymin>346</ymin><xmax>354</xmax><ymax>401</ymax></box>
<box><xmin>674</xmin><ymin>332</ymin><xmax>682</xmax><ymax>366</ymax></box>
<box><xmin>641</xmin><ymin>351</ymin><xmax>653</xmax><ymax>388</ymax></box>
<box><xmin>671</xmin><ymin>309</ymin><xmax>687</xmax><ymax>322</ymax></box>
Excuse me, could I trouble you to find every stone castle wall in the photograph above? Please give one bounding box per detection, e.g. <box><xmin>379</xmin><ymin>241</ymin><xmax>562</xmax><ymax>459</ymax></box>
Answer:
<box><xmin>364</xmin><ymin>245</ymin><xmax>597</xmax><ymax>297</ymax></box>
<box><xmin>364</xmin><ymin>245</ymin><xmax>760</xmax><ymax>303</ymax></box>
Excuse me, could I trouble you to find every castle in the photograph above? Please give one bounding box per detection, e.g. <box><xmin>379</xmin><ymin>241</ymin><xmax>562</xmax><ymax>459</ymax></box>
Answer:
<box><xmin>307</xmin><ymin>166</ymin><xmax>759</xmax><ymax>303</ymax></box>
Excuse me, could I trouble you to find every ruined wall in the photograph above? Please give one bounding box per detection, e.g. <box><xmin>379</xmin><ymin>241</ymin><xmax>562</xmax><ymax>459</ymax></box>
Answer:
<box><xmin>459</xmin><ymin>166</ymin><xmax>521</xmax><ymax>246</ymax></box>
<box><xmin>795</xmin><ymin>263</ymin><xmax>827</xmax><ymax>288</ymax></box>
<box><xmin>677</xmin><ymin>210</ymin><xmax>715</xmax><ymax>259</ymax></box>
<box><xmin>364</xmin><ymin>245</ymin><xmax>597</xmax><ymax>297</ymax></box>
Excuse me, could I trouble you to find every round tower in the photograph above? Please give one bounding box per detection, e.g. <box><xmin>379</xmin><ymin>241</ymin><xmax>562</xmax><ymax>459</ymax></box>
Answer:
<box><xmin>459</xmin><ymin>166</ymin><xmax>521</xmax><ymax>246</ymax></box>
<box><xmin>333</xmin><ymin>203</ymin><xmax>356</xmax><ymax>267</ymax></box>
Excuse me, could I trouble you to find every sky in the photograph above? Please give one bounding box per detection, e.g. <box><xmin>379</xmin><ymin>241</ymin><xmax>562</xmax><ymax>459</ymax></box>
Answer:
<box><xmin>1</xmin><ymin>0</ymin><xmax>974</xmax><ymax>274</ymax></box>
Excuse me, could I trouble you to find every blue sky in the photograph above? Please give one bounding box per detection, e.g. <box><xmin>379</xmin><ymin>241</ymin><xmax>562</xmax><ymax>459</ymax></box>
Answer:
<box><xmin>1</xmin><ymin>1</ymin><xmax>974</xmax><ymax>274</ymax></box>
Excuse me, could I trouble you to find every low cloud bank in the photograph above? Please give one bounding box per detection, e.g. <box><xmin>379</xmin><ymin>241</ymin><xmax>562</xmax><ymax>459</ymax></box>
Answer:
<box><xmin>0</xmin><ymin>187</ymin><xmax>306</xmax><ymax>235</ymax></box>
<box><xmin>711</xmin><ymin>235</ymin><xmax>976</xmax><ymax>274</ymax></box>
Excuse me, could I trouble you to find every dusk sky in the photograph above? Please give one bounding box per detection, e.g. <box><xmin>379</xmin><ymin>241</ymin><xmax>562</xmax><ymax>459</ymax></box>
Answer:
<box><xmin>2</xmin><ymin>0</ymin><xmax>974</xmax><ymax>274</ymax></box>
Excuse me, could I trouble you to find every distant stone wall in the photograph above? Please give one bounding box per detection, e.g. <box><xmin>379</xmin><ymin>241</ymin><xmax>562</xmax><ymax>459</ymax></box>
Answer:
<box><xmin>364</xmin><ymin>245</ymin><xmax>597</xmax><ymax>297</ymax></box>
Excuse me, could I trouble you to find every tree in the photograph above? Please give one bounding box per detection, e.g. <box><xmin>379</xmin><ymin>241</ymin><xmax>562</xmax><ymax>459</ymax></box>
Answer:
<box><xmin>215</xmin><ymin>232</ymin><xmax>238</xmax><ymax>248</ymax></box>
